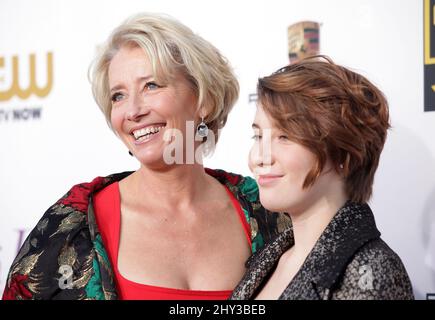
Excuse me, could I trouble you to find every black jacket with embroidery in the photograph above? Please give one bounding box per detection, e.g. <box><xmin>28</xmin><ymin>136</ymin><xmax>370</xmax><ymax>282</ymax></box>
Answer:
<box><xmin>2</xmin><ymin>168</ymin><xmax>291</xmax><ymax>300</ymax></box>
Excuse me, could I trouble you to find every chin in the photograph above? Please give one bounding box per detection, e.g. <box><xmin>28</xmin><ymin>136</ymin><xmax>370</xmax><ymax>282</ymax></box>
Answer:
<box><xmin>136</xmin><ymin>151</ymin><xmax>166</xmax><ymax>167</ymax></box>
<box><xmin>259</xmin><ymin>193</ymin><xmax>288</xmax><ymax>213</ymax></box>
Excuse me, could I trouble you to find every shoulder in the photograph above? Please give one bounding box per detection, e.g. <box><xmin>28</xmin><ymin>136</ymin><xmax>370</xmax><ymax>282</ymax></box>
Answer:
<box><xmin>206</xmin><ymin>168</ymin><xmax>291</xmax><ymax>253</ymax></box>
<box><xmin>334</xmin><ymin>238</ymin><xmax>414</xmax><ymax>300</ymax></box>
<box><xmin>205</xmin><ymin>168</ymin><xmax>258</xmax><ymax>198</ymax></box>
<box><xmin>2</xmin><ymin>173</ymin><xmax>127</xmax><ymax>300</ymax></box>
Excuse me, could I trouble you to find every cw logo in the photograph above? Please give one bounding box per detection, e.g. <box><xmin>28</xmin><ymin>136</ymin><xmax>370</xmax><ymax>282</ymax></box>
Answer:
<box><xmin>0</xmin><ymin>52</ymin><xmax>53</xmax><ymax>101</ymax></box>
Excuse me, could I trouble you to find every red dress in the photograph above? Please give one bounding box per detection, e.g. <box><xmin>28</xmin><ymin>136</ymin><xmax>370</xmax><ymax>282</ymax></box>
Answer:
<box><xmin>93</xmin><ymin>181</ymin><xmax>251</xmax><ymax>300</ymax></box>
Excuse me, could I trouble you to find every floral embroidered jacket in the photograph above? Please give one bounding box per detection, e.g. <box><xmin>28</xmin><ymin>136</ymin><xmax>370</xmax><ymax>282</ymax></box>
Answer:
<box><xmin>2</xmin><ymin>168</ymin><xmax>291</xmax><ymax>300</ymax></box>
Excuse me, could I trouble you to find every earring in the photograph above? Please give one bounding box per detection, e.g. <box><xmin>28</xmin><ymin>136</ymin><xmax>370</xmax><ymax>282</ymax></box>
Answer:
<box><xmin>339</xmin><ymin>164</ymin><xmax>344</xmax><ymax>169</ymax></box>
<box><xmin>128</xmin><ymin>151</ymin><xmax>133</xmax><ymax>156</ymax></box>
<box><xmin>196</xmin><ymin>117</ymin><xmax>209</xmax><ymax>138</ymax></box>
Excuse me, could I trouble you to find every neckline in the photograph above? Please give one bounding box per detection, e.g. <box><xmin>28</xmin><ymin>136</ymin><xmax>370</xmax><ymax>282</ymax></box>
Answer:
<box><xmin>251</xmin><ymin>202</ymin><xmax>379</xmax><ymax>299</ymax></box>
<box><xmin>110</xmin><ymin>181</ymin><xmax>247</xmax><ymax>293</ymax></box>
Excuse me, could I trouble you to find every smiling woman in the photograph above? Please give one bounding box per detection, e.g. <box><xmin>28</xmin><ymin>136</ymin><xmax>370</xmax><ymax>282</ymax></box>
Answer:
<box><xmin>230</xmin><ymin>56</ymin><xmax>414</xmax><ymax>300</ymax></box>
<box><xmin>107</xmin><ymin>44</ymin><xmax>200</xmax><ymax>166</ymax></box>
<box><xmin>2</xmin><ymin>13</ymin><xmax>291</xmax><ymax>300</ymax></box>
<box><xmin>91</xmin><ymin>13</ymin><xmax>237</xmax><ymax>145</ymax></box>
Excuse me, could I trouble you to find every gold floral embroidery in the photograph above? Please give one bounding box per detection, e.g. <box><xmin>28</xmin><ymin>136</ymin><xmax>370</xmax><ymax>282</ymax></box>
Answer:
<box><xmin>277</xmin><ymin>213</ymin><xmax>292</xmax><ymax>233</ymax></box>
<box><xmin>50</xmin><ymin>211</ymin><xmax>85</xmax><ymax>238</ymax></box>
<box><xmin>36</xmin><ymin>218</ymin><xmax>49</xmax><ymax>234</ymax></box>
<box><xmin>13</xmin><ymin>252</ymin><xmax>43</xmax><ymax>275</ymax></box>
<box><xmin>50</xmin><ymin>203</ymin><xmax>79</xmax><ymax>215</ymax></box>
<box><xmin>250</xmin><ymin>217</ymin><xmax>258</xmax><ymax>239</ymax></box>
<box><xmin>27</xmin><ymin>272</ymin><xmax>45</xmax><ymax>295</ymax></box>
<box><xmin>58</xmin><ymin>244</ymin><xmax>78</xmax><ymax>267</ymax></box>
<box><xmin>73</xmin><ymin>253</ymin><xmax>94</xmax><ymax>289</ymax></box>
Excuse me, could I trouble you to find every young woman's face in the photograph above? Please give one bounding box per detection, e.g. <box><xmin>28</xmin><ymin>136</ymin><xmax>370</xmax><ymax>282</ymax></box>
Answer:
<box><xmin>108</xmin><ymin>45</ymin><xmax>198</xmax><ymax>168</ymax></box>
<box><xmin>249</xmin><ymin>106</ymin><xmax>339</xmax><ymax>214</ymax></box>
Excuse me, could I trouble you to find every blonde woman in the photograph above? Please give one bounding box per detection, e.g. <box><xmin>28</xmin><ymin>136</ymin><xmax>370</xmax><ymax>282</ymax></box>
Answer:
<box><xmin>3</xmin><ymin>13</ymin><xmax>289</xmax><ymax>300</ymax></box>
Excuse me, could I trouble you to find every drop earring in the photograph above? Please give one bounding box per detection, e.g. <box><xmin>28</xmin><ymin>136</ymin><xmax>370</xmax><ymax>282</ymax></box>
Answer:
<box><xmin>196</xmin><ymin>116</ymin><xmax>209</xmax><ymax>138</ymax></box>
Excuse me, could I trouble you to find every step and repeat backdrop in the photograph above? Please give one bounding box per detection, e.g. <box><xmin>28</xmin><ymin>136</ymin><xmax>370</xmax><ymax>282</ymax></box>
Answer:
<box><xmin>1</xmin><ymin>0</ymin><xmax>434</xmax><ymax>299</ymax></box>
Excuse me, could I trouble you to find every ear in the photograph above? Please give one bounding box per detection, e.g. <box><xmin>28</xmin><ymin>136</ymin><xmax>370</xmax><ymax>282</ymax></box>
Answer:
<box><xmin>195</xmin><ymin>105</ymin><xmax>209</xmax><ymax>120</ymax></box>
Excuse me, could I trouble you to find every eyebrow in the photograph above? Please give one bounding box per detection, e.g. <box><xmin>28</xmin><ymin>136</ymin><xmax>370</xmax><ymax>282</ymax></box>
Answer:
<box><xmin>109</xmin><ymin>75</ymin><xmax>153</xmax><ymax>93</ymax></box>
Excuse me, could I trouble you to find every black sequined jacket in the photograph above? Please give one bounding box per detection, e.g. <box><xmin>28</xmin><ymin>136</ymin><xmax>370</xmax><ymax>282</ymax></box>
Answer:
<box><xmin>230</xmin><ymin>202</ymin><xmax>414</xmax><ymax>300</ymax></box>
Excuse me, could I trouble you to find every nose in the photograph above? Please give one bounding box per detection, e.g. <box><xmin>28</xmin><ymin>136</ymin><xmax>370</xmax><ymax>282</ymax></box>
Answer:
<box><xmin>125</xmin><ymin>92</ymin><xmax>150</xmax><ymax>121</ymax></box>
<box><xmin>249</xmin><ymin>144</ymin><xmax>265</xmax><ymax>168</ymax></box>
<box><xmin>249</xmin><ymin>136</ymin><xmax>274</xmax><ymax>173</ymax></box>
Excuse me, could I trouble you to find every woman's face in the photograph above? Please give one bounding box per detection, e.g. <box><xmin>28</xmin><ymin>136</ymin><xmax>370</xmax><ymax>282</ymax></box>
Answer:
<box><xmin>108</xmin><ymin>45</ymin><xmax>198</xmax><ymax>168</ymax></box>
<box><xmin>249</xmin><ymin>106</ymin><xmax>340</xmax><ymax>215</ymax></box>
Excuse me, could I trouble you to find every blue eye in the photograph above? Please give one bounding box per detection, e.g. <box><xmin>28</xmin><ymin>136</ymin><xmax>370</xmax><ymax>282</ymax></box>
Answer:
<box><xmin>145</xmin><ymin>82</ymin><xmax>161</xmax><ymax>90</ymax></box>
<box><xmin>111</xmin><ymin>92</ymin><xmax>124</xmax><ymax>103</ymax></box>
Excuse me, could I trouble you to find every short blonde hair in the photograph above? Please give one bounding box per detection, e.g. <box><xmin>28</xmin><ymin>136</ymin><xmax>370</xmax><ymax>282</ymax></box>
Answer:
<box><xmin>89</xmin><ymin>12</ymin><xmax>239</xmax><ymax>140</ymax></box>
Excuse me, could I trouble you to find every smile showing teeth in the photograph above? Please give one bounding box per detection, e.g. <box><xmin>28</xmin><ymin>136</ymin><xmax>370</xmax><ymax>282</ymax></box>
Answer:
<box><xmin>132</xmin><ymin>125</ymin><xmax>166</xmax><ymax>141</ymax></box>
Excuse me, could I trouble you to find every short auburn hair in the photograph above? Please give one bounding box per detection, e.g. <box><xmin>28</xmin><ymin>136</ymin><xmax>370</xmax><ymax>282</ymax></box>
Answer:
<box><xmin>257</xmin><ymin>56</ymin><xmax>390</xmax><ymax>203</ymax></box>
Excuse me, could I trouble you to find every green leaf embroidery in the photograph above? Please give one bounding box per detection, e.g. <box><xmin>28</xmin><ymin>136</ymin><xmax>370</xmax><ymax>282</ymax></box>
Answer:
<box><xmin>239</xmin><ymin>177</ymin><xmax>259</xmax><ymax>202</ymax></box>
<box><xmin>85</xmin><ymin>235</ymin><xmax>109</xmax><ymax>300</ymax></box>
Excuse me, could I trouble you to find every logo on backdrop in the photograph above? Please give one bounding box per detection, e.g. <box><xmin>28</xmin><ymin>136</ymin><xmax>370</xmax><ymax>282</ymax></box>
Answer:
<box><xmin>287</xmin><ymin>21</ymin><xmax>320</xmax><ymax>64</ymax></box>
<box><xmin>424</xmin><ymin>0</ymin><xmax>435</xmax><ymax>112</ymax></box>
<box><xmin>0</xmin><ymin>52</ymin><xmax>53</xmax><ymax>122</ymax></box>
<box><xmin>248</xmin><ymin>21</ymin><xmax>320</xmax><ymax>103</ymax></box>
